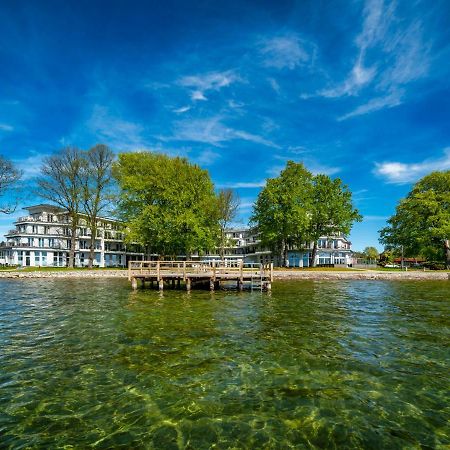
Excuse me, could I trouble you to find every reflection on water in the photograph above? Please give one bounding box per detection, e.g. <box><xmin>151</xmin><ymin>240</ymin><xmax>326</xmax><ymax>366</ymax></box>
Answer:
<box><xmin>0</xmin><ymin>279</ymin><xmax>449</xmax><ymax>448</ymax></box>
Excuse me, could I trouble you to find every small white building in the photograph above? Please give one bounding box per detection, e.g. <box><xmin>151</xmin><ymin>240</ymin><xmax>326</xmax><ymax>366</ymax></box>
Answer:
<box><xmin>202</xmin><ymin>228</ymin><xmax>354</xmax><ymax>267</ymax></box>
<box><xmin>0</xmin><ymin>204</ymin><xmax>144</xmax><ymax>268</ymax></box>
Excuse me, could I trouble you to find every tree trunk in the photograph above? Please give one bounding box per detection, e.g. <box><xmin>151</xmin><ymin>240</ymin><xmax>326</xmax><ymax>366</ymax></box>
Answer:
<box><xmin>220</xmin><ymin>228</ymin><xmax>225</xmax><ymax>261</ymax></box>
<box><xmin>88</xmin><ymin>224</ymin><xmax>97</xmax><ymax>269</ymax></box>
<box><xmin>68</xmin><ymin>215</ymin><xmax>77</xmax><ymax>268</ymax></box>
<box><xmin>310</xmin><ymin>240</ymin><xmax>318</xmax><ymax>267</ymax></box>
<box><xmin>444</xmin><ymin>239</ymin><xmax>450</xmax><ymax>269</ymax></box>
<box><xmin>280</xmin><ymin>240</ymin><xmax>289</xmax><ymax>267</ymax></box>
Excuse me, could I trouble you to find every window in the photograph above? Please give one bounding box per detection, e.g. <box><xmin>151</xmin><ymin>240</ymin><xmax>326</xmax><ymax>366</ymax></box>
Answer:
<box><xmin>38</xmin><ymin>238</ymin><xmax>45</xmax><ymax>247</ymax></box>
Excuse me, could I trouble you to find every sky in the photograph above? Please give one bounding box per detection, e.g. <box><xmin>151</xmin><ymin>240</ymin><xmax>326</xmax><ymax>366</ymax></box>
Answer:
<box><xmin>0</xmin><ymin>0</ymin><xmax>449</xmax><ymax>251</ymax></box>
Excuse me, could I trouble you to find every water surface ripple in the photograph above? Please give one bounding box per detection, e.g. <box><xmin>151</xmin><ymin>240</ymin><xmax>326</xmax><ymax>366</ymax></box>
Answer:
<box><xmin>0</xmin><ymin>279</ymin><xmax>449</xmax><ymax>448</ymax></box>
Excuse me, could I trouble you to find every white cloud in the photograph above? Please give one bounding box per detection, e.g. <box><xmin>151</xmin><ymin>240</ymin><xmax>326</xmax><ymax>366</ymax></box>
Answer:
<box><xmin>374</xmin><ymin>148</ymin><xmax>450</xmax><ymax>184</ymax></box>
<box><xmin>193</xmin><ymin>149</ymin><xmax>221</xmax><ymax>166</ymax></box>
<box><xmin>268</xmin><ymin>77</ymin><xmax>281</xmax><ymax>93</ymax></box>
<box><xmin>14</xmin><ymin>152</ymin><xmax>51</xmax><ymax>179</ymax></box>
<box><xmin>318</xmin><ymin>0</ymin><xmax>430</xmax><ymax>118</ymax></box>
<box><xmin>84</xmin><ymin>105</ymin><xmax>145</xmax><ymax>151</ymax></box>
<box><xmin>363</xmin><ymin>215</ymin><xmax>388</xmax><ymax>221</ymax></box>
<box><xmin>0</xmin><ymin>123</ymin><xmax>14</xmax><ymax>132</ymax></box>
<box><xmin>338</xmin><ymin>89</ymin><xmax>403</xmax><ymax>120</ymax></box>
<box><xmin>217</xmin><ymin>181</ymin><xmax>266</xmax><ymax>189</ymax></box>
<box><xmin>173</xmin><ymin>106</ymin><xmax>191</xmax><ymax>114</ymax></box>
<box><xmin>190</xmin><ymin>91</ymin><xmax>207</xmax><ymax>101</ymax></box>
<box><xmin>179</xmin><ymin>70</ymin><xmax>239</xmax><ymax>101</ymax></box>
<box><xmin>259</xmin><ymin>33</ymin><xmax>310</xmax><ymax>70</ymax></box>
<box><xmin>165</xmin><ymin>116</ymin><xmax>280</xmax><ymax>148</ymax></box>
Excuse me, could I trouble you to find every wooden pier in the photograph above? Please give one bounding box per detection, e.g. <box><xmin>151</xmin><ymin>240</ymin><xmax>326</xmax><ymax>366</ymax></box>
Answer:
<box><xmin>128</xmin><ymin>260</ymin><xmax>273</xmax><ymax>291</ymax></box>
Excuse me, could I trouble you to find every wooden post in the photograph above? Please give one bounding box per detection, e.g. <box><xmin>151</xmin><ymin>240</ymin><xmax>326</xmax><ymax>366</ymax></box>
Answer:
<box><xmin>157</xmin><ymin>260</ymin><xmax>160</xmax><ymax>281</ymax></box>
<box><xmin>171</xmin><ymin>279</ymin><xmax>175</xmax><ymax>288</ymax></box>
<box><xmin>186</xmin><ymin>278</ymin><xmax>191</xmax><ymax>291</ymax></box>
<box><xmin>240</xmin><ymin>259</ymin><xmax>243</xmax><ymax>283</ymax></box>
<box><xmin>128</xmin><ymin>260</ymin><xmax>131</xmax><ymax>281</ymax></box>
<box><xmin>131</xmin><ymin>277</ymin><xmax>138</xmax><ymax>290</ymax></box>
<box><xmin>177</xmin><ymin>278</ymin><xmax>181</xmax><ymax>288</ymax></box>
<box><xmin>237</xmin><ymin>280</ymin><xmax>243</xmax><ymax>291</ymax></box>
<box><xmin>212</xmin><ymin>261</ymin><xmax>216</xmax><ymax>281</ymax></box>
<box><xmin>270</xmin><ymin>263</ymin><xmax>274</xmax><ymax>282</ymax></box>
<box><xmin>210</xmin><ymin>279</ymin><xmax>215</xmax><ymax>291</ymax></box>
<box><xmin>159</xmin><ymin>278</ymin><xmax>164</xmax><ymax>291</ymax></box>
<box><xmin>183</xmin><ymin>261</ymin><xmax>186</xmax><ymax>280</ymax></box>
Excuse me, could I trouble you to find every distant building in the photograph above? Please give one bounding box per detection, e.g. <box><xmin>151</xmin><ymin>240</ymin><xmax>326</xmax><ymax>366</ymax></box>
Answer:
<box><xmin>0</xmin><ymin>204</ymin><xmax>144</xmax><ymax>267</ymax></box>
<box><xmin>0</xmin><ymin>205</ymin><xmax>354</xmax><ymax>268</ymax></box>
<box><xmin>202</xmin><ymin>228</ymin><xmax>354</xmax><ymax>267</ymax></box>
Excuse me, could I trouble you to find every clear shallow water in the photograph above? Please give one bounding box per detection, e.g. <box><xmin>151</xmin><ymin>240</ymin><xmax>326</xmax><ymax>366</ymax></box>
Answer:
<box><xmin>0</xmin><ymin>279</ymin><xmax>449</xmax><ymax>449</ymax></box>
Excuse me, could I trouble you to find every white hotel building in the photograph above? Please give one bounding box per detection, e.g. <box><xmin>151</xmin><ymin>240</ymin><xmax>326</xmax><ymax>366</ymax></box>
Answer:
<box><xmin>0</xmin><ymin>204</ymin><xmax>354</xmax><ymax>268</ymax></box>
<box><xmin>0</xmin><ymin>204</ymin><xmax>144</xmax><ymax>267</ymax></box>
<box><xmin>204</xmin><ymin>229</ymin><xmax>354</xmax><ymax>267</ymax></box>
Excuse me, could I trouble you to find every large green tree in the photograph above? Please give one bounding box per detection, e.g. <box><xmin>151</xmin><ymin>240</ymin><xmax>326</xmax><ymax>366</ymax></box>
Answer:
<box><xmin>251</xmin><ymin>162</ymin><xmax>313</xmax><ymax>266</ymax></box>
<box><xmin>363</xmin><ymin>246</ymin><xmax>379</xmax><ymax>261</ymax></box>
<box><xmin>307</xmin><ymin>174</ymin><xmax>362</xmax><ymax>266</ymax></box>
<box><xmin>379</xmin><ymin>170</ymin><xmax>450</xmax><ymax>268</ymax></box>
<box><xmin>113</xmin><ymin>151</ymin><xmax>219</xmax><ymax>258</ymax></box>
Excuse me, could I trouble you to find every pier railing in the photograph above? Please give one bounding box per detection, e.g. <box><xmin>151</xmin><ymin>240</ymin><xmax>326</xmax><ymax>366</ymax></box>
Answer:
<box><xmin>128</xmin><ymin>260</ymin><xmax>273</xmax><ymax>282</ymax></box>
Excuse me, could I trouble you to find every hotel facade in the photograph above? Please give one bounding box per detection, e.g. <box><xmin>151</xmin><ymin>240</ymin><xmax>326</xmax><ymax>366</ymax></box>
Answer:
<box><xmin>0</xmin><ymin>204</ymin><xmax>144</xmax><ymax>267</ymax></box>
<box><xmin>203</xmin><ymin>228</ymin><xmax>354</xmax><ymax>267</ymax></box>
<box><xmin>1</xmin><ymin>204</ymin><xmax>354</xmax><ymax>268</ymax></box>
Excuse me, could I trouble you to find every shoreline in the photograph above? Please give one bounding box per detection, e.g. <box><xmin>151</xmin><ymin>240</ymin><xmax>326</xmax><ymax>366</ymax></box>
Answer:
<box><xmin>0</xmin><ymin>269</ymin><xmax>448</xmax><ymax>281</ymax></box>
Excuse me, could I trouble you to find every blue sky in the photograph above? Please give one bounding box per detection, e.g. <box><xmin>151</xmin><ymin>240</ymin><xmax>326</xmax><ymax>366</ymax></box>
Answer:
<box><xmin>1</xmin><ymin>0</ymin><xmax>449</xmax><ymax>250</ymax></box>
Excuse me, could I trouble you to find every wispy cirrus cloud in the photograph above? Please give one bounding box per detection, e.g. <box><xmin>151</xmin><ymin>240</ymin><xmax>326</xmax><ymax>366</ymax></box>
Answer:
<box><xmin>13</xmin><ymin>152</ymin><xmax>51</xmax><ymax>179</ymax></box>
<box><xmin>217</xmin><ymin>181</ymin><xmax>266</xmax><ymax>189</ymax></box>
<box><xmin>338</xmin><ymin>89</ymin><xmax>403</xmax><ymax>120</ymax></box>
<box><xmin>178</xmin><ymin>70</ymin><xmax>239</xmax><ymax>102</ymax></box>
<box><xmin>374</xmin><ymin>148</ymin><xmax>450</xmax><ymax>184</ymax></box>
<box><xmin>0</xmin><ymin>123</ymin><xmax>14</xmax><ymax>132</ymax></box>
<box><xmin>193</xmin><ymin>149</ymin><xmax>221</xmax><ymax>166</ymax></box>
<box><xmin>259</xmin><ymin>33</ymin><xmax>312</xmax><ymax>70</ymax></box>
<box><xmin>163</xmin><ymin>116</ymin><xmax>280</xmax><ymax>148</ymax></box>
<box><xmin>319</xmin><ymin>0</ymin><xmax>431</xmax><ymax>119</ymax></box>
<box><xmin>173</xmin><ymin>105</ymin><xmax>191</xmax><ymax>114</ymax></box>
<box><xmin>82</xmin><ymin>104</ymin><xmax>146</xmax><ymax>151</ymax></box>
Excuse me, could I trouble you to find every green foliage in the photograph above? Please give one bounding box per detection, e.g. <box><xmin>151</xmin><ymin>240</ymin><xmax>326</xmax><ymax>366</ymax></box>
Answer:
<box><xmin>363</xmin><ymin>246</ymin><xmax>379</xmax><ymax>260</ymax></box>
<box><xmin>113</xmin><ymin>151</ymin><xmax>219</xmax><ymax>257</ymax></box>
<box><xmin>250</xmin><ymin>162</ymin><xmax>313</xmax><ymax>262</ymax></box>
<box><xmin>379</xmin><ymin>170</ymin><xmax>450</xmax><ymax>267</ymax></box>
<box><xmin>251</xmin><ymin>161</ymin><xmax>361</xmax><ymax>266</ymax></box>
<box><xmin>309</xmin><ymin>174</ymin><xmax>362</xmax><ymax>240</ymax></box>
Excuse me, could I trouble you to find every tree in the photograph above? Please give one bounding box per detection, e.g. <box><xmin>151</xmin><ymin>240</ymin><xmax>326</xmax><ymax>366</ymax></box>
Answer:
<box><xmin>251</xmin><ymin>162</ymin><xmax>313</xmax><ymax>266</ymax></box>
<box><xmin>113</xmin><ymin>151</ymin><xmax>219</xmax><ymax>258</ymax></box>
<box><xmin>81</xmin><ymin>144</ymin><xmax>115</xmax><ymax>268</ymax></box>
<box><xmin>307</xmin><ymin>174</ymin><xmax>362</xmax><ymax>266</ymax></box>
<box><xmin>36</xmin><ymin>147</ymin><xmax>85</xmax><ymax>268</ymax></box>
<box><xmin>363</xmin><ymin>246</ymin><xmax>379</xmax><ymax>261</ymax></box>
<box><xmin>217</xmin><ymin>189</ymin><xmax>240</xmax><ymax>260</ymax></box>
<box><xmin>379</xmin><ymin>170</ymin><xmax>450</xmax><ymax>268</ymax></box>
<box><xmin>0</xmin><ymin>155</ymin><xmax>21</xmax><ymax>214</ymax></box>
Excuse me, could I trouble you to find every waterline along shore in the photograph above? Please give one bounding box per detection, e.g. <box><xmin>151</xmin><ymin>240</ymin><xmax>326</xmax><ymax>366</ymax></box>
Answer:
<box><xmin>0</xmin><ymin>269</ymin><xmax>448</xmax><ymax>281</ymax></box>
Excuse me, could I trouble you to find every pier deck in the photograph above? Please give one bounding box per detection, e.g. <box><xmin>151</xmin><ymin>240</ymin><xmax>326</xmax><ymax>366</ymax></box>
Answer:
<box><xmin>128</xmin><ymin>260</ymin><xmax>273</xmax><ymax>291</ymax></box>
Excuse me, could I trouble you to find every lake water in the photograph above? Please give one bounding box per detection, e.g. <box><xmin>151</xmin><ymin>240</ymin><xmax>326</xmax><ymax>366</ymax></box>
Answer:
<box><xmin>0</xmin><ymin>279</ymin><xmax>449</xmax><ymax>448</ymax></box>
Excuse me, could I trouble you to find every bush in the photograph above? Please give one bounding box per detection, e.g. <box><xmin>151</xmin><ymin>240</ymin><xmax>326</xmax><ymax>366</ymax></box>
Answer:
<box><xmin>423</xmin><ymin>261</ymin><xmax>446</xmax><ymax>270</ymax></box>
